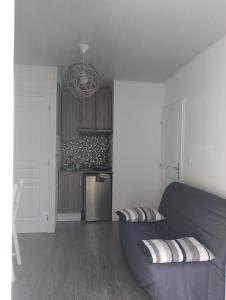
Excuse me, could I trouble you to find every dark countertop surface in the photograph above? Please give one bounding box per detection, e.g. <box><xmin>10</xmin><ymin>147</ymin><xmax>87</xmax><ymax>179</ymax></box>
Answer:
<box><xmin>59</xmin><ymin>168</ymin><xmax>112</xmax><ymax>174</ymax></box>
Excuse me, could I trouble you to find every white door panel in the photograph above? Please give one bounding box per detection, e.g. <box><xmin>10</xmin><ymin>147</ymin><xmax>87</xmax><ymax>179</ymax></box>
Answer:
<box><xmin>161</xmin><ymin>100</ymin><xmax>185</xmax><ymax>190</ymax></box>
<box><xmin>17</xmin><ymin>184</ymin><xmax>40</xmax><ymax>217</ymax></box>
<box><xmin>14</xmin><ymin>96</ymin><xmax>50</xmax><ymax>232</ymax></box>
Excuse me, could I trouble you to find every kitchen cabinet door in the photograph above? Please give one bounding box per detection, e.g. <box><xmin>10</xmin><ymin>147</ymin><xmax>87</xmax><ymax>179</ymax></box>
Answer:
<box><xmin>58</xmin><ymin>171</ymin><xmax>81</xmax><ymax>213</ymax></box>
<box><xmin>78</xmin><ymin>95</ymin><xmax>96</xmax><ymax>128</ymax></box>
<box><xmin>61</xmin><ymin>90</ymin><xmax>79</xmax><ymax>142</ymax></box>
<box><xmin>95</xmin><ymin>89</ymin><xmax>112</xmax><ymax>128</ymax></box>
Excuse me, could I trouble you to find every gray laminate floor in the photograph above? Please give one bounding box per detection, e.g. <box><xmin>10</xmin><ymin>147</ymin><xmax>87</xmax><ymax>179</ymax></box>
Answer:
<box><xmin>12</xmin><ymin>222</ymin><xmax>149</xmax><ymax>300</ymax></box>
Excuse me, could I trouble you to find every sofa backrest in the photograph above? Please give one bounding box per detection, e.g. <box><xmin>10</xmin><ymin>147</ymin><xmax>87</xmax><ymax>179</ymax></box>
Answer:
<box><xmin>159</xmin><ymin>182</ymin><xmax>226</xmax><ymax>272</ymax></box>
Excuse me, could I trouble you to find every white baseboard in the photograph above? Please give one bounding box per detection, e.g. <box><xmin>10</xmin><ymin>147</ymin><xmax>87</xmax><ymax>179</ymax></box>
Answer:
<box><xmin>112</xmin><ymin>215</ymin><xmax>118</xmax><ymax>222</ymax></box>
<box><xmin>57</xmin><ymin>213</ymin><xmax>81</xmax><ymax>222</ymax></box>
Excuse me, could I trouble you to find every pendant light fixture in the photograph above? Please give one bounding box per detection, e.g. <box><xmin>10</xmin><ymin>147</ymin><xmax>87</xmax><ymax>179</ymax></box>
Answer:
<box><xmin>64</xmin><ymin>44</ymin><xmax>101</xmax><ymax>98</ymax></box>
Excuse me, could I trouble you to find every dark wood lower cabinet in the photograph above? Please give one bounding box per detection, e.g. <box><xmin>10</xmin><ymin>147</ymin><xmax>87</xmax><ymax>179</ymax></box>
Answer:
<box><xmin>58</xmin><ymin>171</ymin><xmax>81</xmax><ymax>213</ymax></box>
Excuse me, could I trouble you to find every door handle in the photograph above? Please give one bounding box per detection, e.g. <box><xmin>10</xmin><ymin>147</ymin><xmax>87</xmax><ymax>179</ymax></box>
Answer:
<box><xmin>174</xmin><ymin>163</ymin><xmax>180</xmax><ymax>181</ymax></box>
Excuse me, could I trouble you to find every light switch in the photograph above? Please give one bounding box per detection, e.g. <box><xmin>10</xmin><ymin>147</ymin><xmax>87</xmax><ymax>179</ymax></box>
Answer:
<box><xmin>188</xmin><ymin>159</ymin><xmax>192</xmax><ymax>165</ymax></box>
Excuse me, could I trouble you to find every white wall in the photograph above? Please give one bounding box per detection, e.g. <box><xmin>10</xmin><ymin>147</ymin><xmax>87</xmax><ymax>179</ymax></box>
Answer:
<box><xmin>113</xmin><ymin>80</ymin><xmax>164</xmax><ymax>220</ymax></box>
<box><xmin>165</xmin><ymin>35</ymin><xmax>226</xmax><ymax>198</ymax></box>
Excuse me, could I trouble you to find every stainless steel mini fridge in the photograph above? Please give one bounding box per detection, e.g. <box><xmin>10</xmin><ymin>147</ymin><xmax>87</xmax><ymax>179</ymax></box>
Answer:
<box><xmin>84</xmin><ymin>173</ymin><xmax>112</xmax><ymax>222</ymax></box>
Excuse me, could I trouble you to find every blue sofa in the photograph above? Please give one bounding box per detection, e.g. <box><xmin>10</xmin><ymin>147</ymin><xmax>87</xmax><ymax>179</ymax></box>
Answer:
<box><xmin>119</xmin><ymin>182</ymin><xmax>226</xmax><ymax>300</ymax></box>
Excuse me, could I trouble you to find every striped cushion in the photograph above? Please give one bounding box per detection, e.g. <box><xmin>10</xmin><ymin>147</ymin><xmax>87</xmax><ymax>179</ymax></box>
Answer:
<box><xmin>116</xmin><ymin>207</ymin><xmax>165</xmax><ymax>222</ymax></box>
<box><xmin>139</xmin><ymin>237</ymin><xmax>215</xmax><ymax>263</ymax></box>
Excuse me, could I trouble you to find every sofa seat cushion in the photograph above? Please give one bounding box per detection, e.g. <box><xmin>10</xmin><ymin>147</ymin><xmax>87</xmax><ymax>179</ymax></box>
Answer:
<box><xmin>159</xmin><ymin>183</ymin><xmax>226</xmax><ymax>272</ymax></box>
<box><xmin>119</xmin><ymin>221</ymin><xmax>221</xmax><ymax>300</ymax></box>
<box><xmin>119</xmin><ymin>221</ymin><xmax>174</xmax><ymax>286</ymax></box>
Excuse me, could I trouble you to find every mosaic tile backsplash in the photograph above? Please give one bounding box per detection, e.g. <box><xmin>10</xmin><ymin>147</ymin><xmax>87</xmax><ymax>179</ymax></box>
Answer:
<box><xmin>62</xmin><ymin>136</ymin><xmax>110</xmax><ymax>170</ymax></box>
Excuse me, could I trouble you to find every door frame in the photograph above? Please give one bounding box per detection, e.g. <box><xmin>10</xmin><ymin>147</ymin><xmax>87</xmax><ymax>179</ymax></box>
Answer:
<box><xmin>14</xmin><ymin>65</ymin><xmax>58</xmax><ymax>232</ymax></box>
<box><xmin>161</xmin><ymin>98</ymin><xmax>186</xmax><ymax>190</ymax></box>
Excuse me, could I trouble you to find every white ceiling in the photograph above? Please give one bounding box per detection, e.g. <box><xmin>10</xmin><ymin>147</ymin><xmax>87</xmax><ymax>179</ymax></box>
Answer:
<box><xmin>15</xmin><ymin>0</ymin><xmax>226</xmax><ymax>82</ymax></box>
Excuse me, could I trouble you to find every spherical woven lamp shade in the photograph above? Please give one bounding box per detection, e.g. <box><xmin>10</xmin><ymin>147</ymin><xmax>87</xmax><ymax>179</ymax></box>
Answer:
<box><xmin>64</xmin><ymin>63</ymin><xmax>101</xmax><ymax>98</ymax></box>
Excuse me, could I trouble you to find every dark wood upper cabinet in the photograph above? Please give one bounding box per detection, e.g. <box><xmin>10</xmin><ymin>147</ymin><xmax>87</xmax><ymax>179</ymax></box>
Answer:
<box><xmin>61</xmin><ymin>88</ymin><xmax>112</xmax><ymax>142</ymax></box>
<box><xmin>95</xmin><ymin>89</ymin><xmax>112</xmax><ymax>129</ymax></box>
<box><xmin>78</xmin><ymin>95</ymin><xmax>96</xmax><ymax>128</ymax></box>
<box><xmin>61</xmin><ymin>90</ymin><xmax>79</xmax><ymax>142</ymax></box>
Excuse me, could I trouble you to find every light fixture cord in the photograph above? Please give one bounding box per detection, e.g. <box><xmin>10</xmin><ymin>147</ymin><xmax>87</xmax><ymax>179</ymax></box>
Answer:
<box><xmin>82</xmin><ymin>52</ymin><xmax>85</xmax><ymax>64</ymax></box>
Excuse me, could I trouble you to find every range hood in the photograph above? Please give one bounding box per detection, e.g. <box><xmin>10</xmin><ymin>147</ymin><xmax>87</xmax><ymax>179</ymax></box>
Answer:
<box><xmin>78</xmin><ymin>128</ymin><xmax>113</xmax><ymax>135</ymax></box>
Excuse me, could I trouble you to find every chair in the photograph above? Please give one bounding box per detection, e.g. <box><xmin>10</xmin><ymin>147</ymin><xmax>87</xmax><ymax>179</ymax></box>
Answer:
<box><xmin>12</xmin><ymin>179</ymin><xmax>24</xmax><ymax>281</ymax></box>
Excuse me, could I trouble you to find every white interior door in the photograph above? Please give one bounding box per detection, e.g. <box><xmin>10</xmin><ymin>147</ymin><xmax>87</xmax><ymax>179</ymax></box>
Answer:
<box><xmin>161</xmin><ymin>99</ymin><xmax>185</xmax><ymax>190</ymax></box>
<box><xmin>14</xmin><ymin>95</ymin><xmax>50</xmax><ymax>233</ymax></box>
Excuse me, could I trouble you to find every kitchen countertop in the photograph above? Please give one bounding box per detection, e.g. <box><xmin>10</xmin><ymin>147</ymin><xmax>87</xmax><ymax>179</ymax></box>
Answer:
<box><xmin>59</xmin><ymin>168</ymin><xmax>112</xmax><ymax>174</ymax></box>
